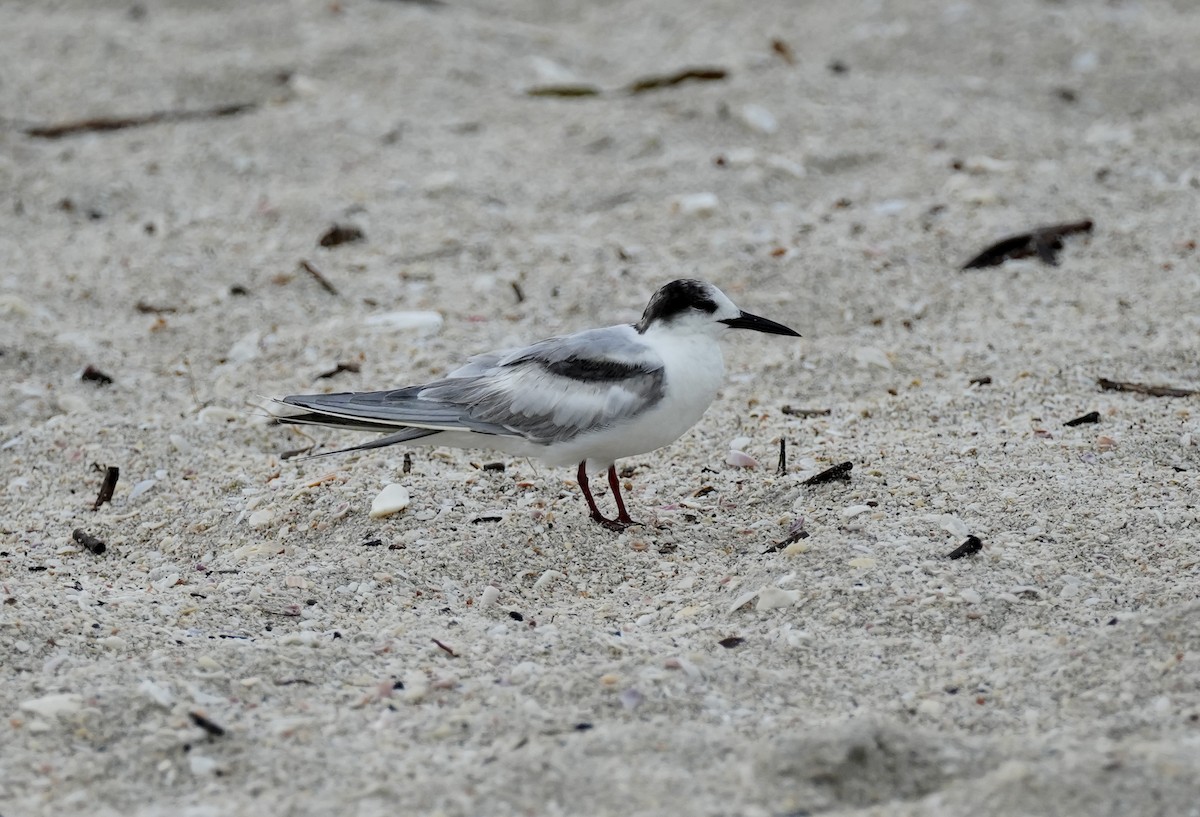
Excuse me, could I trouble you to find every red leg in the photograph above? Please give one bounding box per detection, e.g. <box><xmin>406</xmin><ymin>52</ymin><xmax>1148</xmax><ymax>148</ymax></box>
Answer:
<box><xmin>577</xmin><ymin>461</ymin><xmax>608</xmax><ymax>524</ymax></box>
<box><xmin>576</xmin><ymin>462</ymin><xmax>640</xmax><ymax>531</ymax></box>
<box><xmin>607</xmin><ymin>465</ymin><xmax>635</xmax><ymax>525</ymax></box>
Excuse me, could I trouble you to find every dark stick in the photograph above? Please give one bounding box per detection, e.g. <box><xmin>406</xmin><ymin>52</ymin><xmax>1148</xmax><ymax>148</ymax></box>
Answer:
<box><xmin>298</xmin><ymin>260</ymin><xmax>340</xmax><ymax>296</ymax></box>
<box><xmin>432</xmin><ymin>638</ymin><xmax>458</xmax><ymax>657</ymax></box>
<box><xmin>525</xmin><ymin>84</ymin><xmax>601</xmax><ymax>98</ymax></box>
<box><xmin>776</xmin><ymin>438</ymin><xmax>787</xmax><ymax>476</ymax></box>
<box><xmin>962</xmin><ymin>219</ymin><xmax>1093</xmax><ymax>269</ymax></box>
<box><xmin>1097</xmin><ymin>378</ymin><xmax>1196</xmax><ymax>398</ymax></box>
<box><xmin>316</xmin><ymin>361</ymin><xmax>360</xmax><ymax>379</ymax></box>
<box><xmin>781</xmin><ymin>406</ymin><xmax>831</xmax><ymax>417</ymax></box>
<box><xmin>25</xmin><ymin>102</ymin><xmax>255</xmax><ymax>139</ymax></box>
<box><xmin>72</xmin><ymin>529</ymin><xmax>107</xmax><ymax>555</ymax></box>
<box><xmin>946</xmin><ymin>535</ymin><xmax>983</xmax><ymax>559</ymax></box>
<box><xmin>403</xmin><ymin>453</ymin><xmax>413</xmax><ymax>474</ymax></box>
<box><xmin>1064</xmin><ymin>411</ymin><xmax>1101</xmax><ymax>427</ymax></box>
<box><xmin>93</xmin><ymin>466</ymin><xmax>119</xmax><ymax>510</ymax></box>
<box><xmin>627</xmin><ymin>67</ymin><xmax>727</xmax><ymax>94</ymax></box>
<box><xmin>803</xmin><ymin>461</ymin><xmax>853</xmax><ymax>486</ymax></box>
<box><xmin>511</xmin><ymin>281</ymin><xmax>526</xmax><ymax>303</ymax></box>
<box><xmin>189</xmin><ymin>711</ymin><xmax>227</xmax><ymax>738</ymax></box>
<box><xmin>762</xmin><ymin>522</ymin><xmax>809</xmax><ymax>554</ymax></box>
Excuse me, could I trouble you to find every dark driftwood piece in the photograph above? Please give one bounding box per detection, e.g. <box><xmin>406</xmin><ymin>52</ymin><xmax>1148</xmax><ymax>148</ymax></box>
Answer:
<box><xmin>946</xmin><ymin>536</ymin><xmax>983</xmax><ymax>559</ymax></box>
<box><xmin>962</xmin><ymin>220</ymin><xmax>1093</xmax><ymax>269</ymax></box>
<box><xmin>627</xmin><ymin>67</ymin><xmax>727</xmax><ymax>94</ymax></box>
<box><xmin>1064</xmin><ymin>411</ymin><xmax>1101</xmax><ymax>427</ymax></box>
<box><xmin>803</xmin><ymin>461</ymin><xmax>853</xmax><ymax>486</ymax></box>
<box><xmin>93</xmin><ymin>466</ymin><xmax>120</xmax><ymax>510</ymax></box>
<box><xmin>72</xmin><ymin>529</ymin><xmax>107</xmax><ymax>555</ymax></box>
<box><xmin>1098</xmin><ymin>378</ymin><xmax>1196</xmax><ymax>398</ymax></box>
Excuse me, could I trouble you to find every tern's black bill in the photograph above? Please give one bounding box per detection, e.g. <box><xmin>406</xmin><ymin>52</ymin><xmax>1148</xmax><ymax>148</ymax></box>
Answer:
<box><xmin>719</xmin><ymin>310</ymin><xmax>801</xmax><ymax>336</ymax></box>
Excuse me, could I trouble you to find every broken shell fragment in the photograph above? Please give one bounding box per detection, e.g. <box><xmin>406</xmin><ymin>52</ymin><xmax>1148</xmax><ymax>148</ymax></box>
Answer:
<box><xmin>369</xmin><ymin>484</ymin><xmax>411</xmax><ymax>519</ymax></box>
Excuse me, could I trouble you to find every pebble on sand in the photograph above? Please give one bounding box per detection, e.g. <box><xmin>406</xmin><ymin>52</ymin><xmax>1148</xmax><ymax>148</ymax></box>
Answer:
<box><xmin>959</xmin><ymin>588</ymin><xmax>983</xmax><ymax>605</ymax></box>
<box><xmin>20</xmin><ymin>693</ymin><xmax>83</xmax><ymax>717</ymax></box>
<box><xmin>248</xmin><ymin>508</ymin><xmax>275</xmax><ymax>529</ymax></box>
<box><xmin>197</xmin><ymin>406</ymin><xmax>241</xmax><ymax>424</ymax></box>
<box><xmin>360</xmin><ymin>312</ymin><xmax>444</xmax><ymax>332</ymax></box>
<box><xmin>369</xmin><ymin>484</ymin><xmax>411</xmax><ymax>519</ymax></box>
<box><xmin>738</xmin><ymin>103</ymin><xmax>779</xmax><ymax>135</ymax></box>
<box><xmin>671</xmin><ymin>192</ymin><xmax>719</xmax><ymax>217</ymax></box>
<box><xmin>757</xmin><ymin>587</ymin><xmax>801</xmax><ymax>610</ymax></box>
<box><xmin>188</xmin><ymin>754</ymin><xmax>220</xmax><ymax>777</ymax></box>
<box><xmin>853</xmin><ymin>346</ymin><xmax>893</xmax><ymax>369</ymax></box>
<box><xmin>726</xmin><ymin>450</ymin><xmax>760</xmax><ymax>468</ymax></box>
<box><xmin>533</xmin><ymin>569</ymin><xmax>564</xmax><ymax>592</ymax></box>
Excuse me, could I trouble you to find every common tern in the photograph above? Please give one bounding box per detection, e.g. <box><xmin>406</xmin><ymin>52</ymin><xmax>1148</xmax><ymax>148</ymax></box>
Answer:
<box><xmin>271</xmin><ymin>279</ymin><xmax>800</xmax><ymax>530</ymax></box>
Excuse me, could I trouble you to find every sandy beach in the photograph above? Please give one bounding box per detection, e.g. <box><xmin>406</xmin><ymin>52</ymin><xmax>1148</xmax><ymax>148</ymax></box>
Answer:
<box><xmin>2</xmin><ymin>1</ymin><xmax>1198</xmax><ymax>815</ymax></box>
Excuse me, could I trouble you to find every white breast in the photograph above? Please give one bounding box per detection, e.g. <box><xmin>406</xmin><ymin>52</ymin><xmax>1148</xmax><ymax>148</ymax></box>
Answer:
<box><xmin>544</xmin><ymin>329</ymin><xmax>726</xmax><ymax>470</ymax></box>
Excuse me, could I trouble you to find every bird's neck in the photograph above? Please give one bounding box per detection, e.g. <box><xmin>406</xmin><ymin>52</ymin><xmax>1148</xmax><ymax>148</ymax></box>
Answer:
<box><xmin>646</xmin><ymin>328</ymin><xmax>725</xmax><ymax>378</ymax></box>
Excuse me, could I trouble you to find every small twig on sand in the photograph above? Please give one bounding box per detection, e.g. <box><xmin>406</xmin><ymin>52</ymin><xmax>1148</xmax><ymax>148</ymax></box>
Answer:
<box><xmin>1063</xmin><ymin>411</ymin><xmax>1100</xmax><ymax>427</ymax></box>
<box><xmin>72</xmin><ymin>529</ymin><xmax>107</xmax><ymax>555</ymax></box>
<box><xmin>762</xmin><ymin>518</ymin><xmax>809</xmax><ymax>554</ymax></box>
<box><xmin>1097</xmin><ymin>378</ymin><xmax>1196</xmax><ymax>398</ymax></box>
<box><xmin>803</xmin><ymin>461</ymin><xmax>853</xmax><ymax>486</ymax></box>
<box><xmin>946</xmin><ymin>536</ymin><xmax>983</xmax><ymax>559</ymax></box>
<box><xmin>25</xmin><ymin>102</ymin><xmax>256</xmax><ymax>139</ymax></box>
<box><xmin>299</xmin><ymin>260</ymin><xmax>340</xmax><ymax>296</ymax></box>
<box><xmin>93</xmin><ymin>466</ymin><xmax>120</xmax><ymax>510</ymax></box>
<box><xmin>432</xmin><ymin>638</ymin><xmax>458</xmax><ymax>657</ymax></box>
<box><xmin>781</xmin><ymin>406</ymin><xmax>831</xmax><ymax>417</ymax></box>
<box><xmin>627</xmin><ymin>67</ymin><xmax>727</xmax><ymax>94</ymax></box>
<box><xmin>316</xmin><ymin>361</ymin><xmax>360</xmax><ymax>380</ymax></box>
<box><xmin>189</xmin><ymin>711</ymin><xmax>227</xmax><ymax>738</ymax></box>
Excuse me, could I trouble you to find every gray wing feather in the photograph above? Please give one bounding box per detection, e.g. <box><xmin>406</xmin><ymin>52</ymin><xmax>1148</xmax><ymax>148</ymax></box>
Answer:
<box><xmin>278</xmin><ymin>324</ymin><xmax>664</xmax><ymax>446</ymax></box>
<box><xmin>279</xmin><ymin>389</ymin><xmax>481</xmax><ymax>432</ymax></box>
<box><xmin>292</xmin><ymin>427</ymin><xmax>441</xmax><ymax>460</ymax></box>
<box><xmin>422</xmin><ymin>325</ymin><xmax>665</xmax><ymax>443</ymax></box>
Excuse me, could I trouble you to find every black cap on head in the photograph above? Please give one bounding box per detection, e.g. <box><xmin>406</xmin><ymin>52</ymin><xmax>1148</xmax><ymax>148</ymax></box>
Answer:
<box><xmin>636</xmin><ymin>279</ymin><xmax>719</xmax><ymax>333</ymax></box>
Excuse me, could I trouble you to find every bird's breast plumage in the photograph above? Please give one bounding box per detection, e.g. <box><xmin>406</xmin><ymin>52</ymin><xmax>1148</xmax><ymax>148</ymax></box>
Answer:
<box><xmin>553</xmin><ymin>330</ymin><xmax>724</xmax><ymax>470</ymax></box>
<box><xmin>649</xmin><ymin>330</ymin><xmax>726</xmax><ymax>431</ymax></box>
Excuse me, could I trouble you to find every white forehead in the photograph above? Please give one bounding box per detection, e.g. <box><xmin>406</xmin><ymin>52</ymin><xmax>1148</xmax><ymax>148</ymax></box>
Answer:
<box><xmin>703</xmin><ymin>283</ymin><xmax>740</xmax><ymax>318</ymax></box>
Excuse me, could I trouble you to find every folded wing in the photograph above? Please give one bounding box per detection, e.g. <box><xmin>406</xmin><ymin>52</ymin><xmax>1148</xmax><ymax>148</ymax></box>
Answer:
<box><xmin>276</xmin><ymin>324</ymin><xmax>665</xmax><ymax>446</ymax></box>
